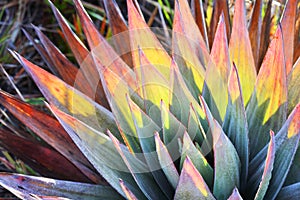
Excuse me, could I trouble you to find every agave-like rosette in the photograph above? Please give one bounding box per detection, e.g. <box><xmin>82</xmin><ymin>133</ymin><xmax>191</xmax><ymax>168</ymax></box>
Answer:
<box><xmin>0</xmin><ymin>0</ymin><xmax>299</xmax><ymax>199</ymax></box>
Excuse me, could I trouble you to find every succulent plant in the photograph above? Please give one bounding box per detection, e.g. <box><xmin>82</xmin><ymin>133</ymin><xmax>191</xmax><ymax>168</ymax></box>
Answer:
<box><xmin>0</xmin><ymin>0</ymin><xmax>299</xmax><ymax>199</ymax></box>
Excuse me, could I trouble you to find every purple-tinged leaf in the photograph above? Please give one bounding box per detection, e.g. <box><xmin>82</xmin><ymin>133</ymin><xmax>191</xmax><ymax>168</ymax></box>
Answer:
<box><xmin>227</xmin><ymin>188</ymin><xmax>243</xmax><ymax>200</ymax></box>
<box><xmin>276</xmin><ymin>183</ymin><xmax>300</xmax><ymax>200</ymax></box>
<box><xmin>0</xmin><ymin>173</ymin><xmax>121</xmax><ymax>200</ymax></box>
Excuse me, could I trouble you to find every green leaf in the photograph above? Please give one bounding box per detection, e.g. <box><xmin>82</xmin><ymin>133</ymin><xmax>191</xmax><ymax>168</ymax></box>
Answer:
<box><xmin>126</xmin><ymin>96</ymin><xmax>174</xmax><ymax>198</ymax></box>
<box><xmin>0</xmin><ymin>173</ymin><xmax>122</xmax><ymax>200</ymax></box>
<box><xmin>222</xmin><ymin>64</ymin><xmax>249</xmax><ymax>190</ymax></box>
<box><xmin>108</xmin><ymin>132</ymin><xmax>166</xmax><ymax>200</ymax></box>
<box><xmin>155</xmin><ymin>132</ymin><xmax>179</xmax><ymax>189</ymax></box>
<box><xmin>161</xmin><ymin>100</ymin><xmax>186</xmax><ymax>161</ymax></box>
<box><xmin>49</xmin><ymin>105</ymin><xmax>144</xmax><ymax>199</ymax></box>
<box><xmin>174</xmin><ymin>157</ymin><xmax>215</xmax><ymax>200</ymax></box>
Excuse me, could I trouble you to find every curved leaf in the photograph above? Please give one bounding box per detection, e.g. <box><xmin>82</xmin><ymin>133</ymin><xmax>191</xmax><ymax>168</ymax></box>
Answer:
<box><xmin>0</xmin><ymin>173</ymin><xmax>121</xmax><ymax>200</ymax></box>
<box><xmin>276</xmin><ymin>183</ymin><xmax>300</xmax><ymax>200</ymax></box>
<box><xmin>288</xmin><ymin>58</ymin><xmax>300</xmax><ymax>113</ymax></box>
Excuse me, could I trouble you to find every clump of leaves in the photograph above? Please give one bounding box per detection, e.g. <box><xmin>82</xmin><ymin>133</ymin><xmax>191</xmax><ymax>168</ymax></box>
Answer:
<box><xmin>0</xmin><ymin>0</ymin><xmax>299</xmax><ymax>199</ymax></box>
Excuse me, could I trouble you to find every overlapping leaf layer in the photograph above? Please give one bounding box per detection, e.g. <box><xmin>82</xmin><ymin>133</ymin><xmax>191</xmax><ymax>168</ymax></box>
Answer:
<box><xmin>0</xmin><ymin>0</ymin><xmax>299</xmax><ymax>199</ymax></box>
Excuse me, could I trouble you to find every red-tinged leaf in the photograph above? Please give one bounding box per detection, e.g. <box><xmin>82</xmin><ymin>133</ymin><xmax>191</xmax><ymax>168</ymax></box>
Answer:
<box><xmin>248</xmin><ymin>0</ymin><xmax>263</xmax><ymax>69</ymax></box>
<box><xmin>0</xmin><ymin>129</ymin><xmax>89</xmax><ymax>182</ymax></box>
<box><xmin>120</xmin><ymin>179</ymin><xmax>138</xmax><ymax>200</ymax></box>
<box><xmin>154</xmin><ymin>132</ymin><xmax>179</xmax><ymax>189</ymax></box>
<box><xmin>288</xmin><ymin>58</ymin><xmax>300</xmax><ymax>113</ymax></box>
<box><xmin>258</xmin><ymin>0</ymin><xmax>272</xmax><ymax>68</ymax></box>
<box><xmin>227</xmin><ymin>188</ymin><xmax>243</xmax><ymax>200</ymax></box>
<box><xmin>205</xmin><ymin>14</ymin><xmax>230</xmax><ymax>121</ymax></box>
<box><xmin>103</xmin><ymin>0</ymin><xmax>133</xmax><ymax>68</ymax></box>
<box><xmin>11</xmin><ymin>52</ymin><xmax>118</xmax><ymax>137</ymax></box>
<box><xmin>0</xmin><ymin>173</ymin><xmax>121</xmax><ymax>200</ymax></box>
<box><xmin>127</xmin><ymin>0</ymin><xmax>171</xmax><ymax>80</ymax></box>
<box><xmin>174</xmin><ymin>156</ymin><xmax>215</xmax><ymax>200</ymax></box>
<box><xmin>246</xmin><ymin>27</ymin><xmax>287</xmax><ymax>159</ymax></box>
<box><xmin>280</xmin><ymin>0</ymin><xmax>297</xmax><ymax>74</ymax></box>
<box><xmin>191</xmin><ymin>0</ymin><xmax>209</xmax><ymax>48</ymax></box>
<box><xmin>252</xmin><ymin>131</ymin><xmax>275</xmax><ymax>200</ymax></box>
<box><xmin>172</xmin><ymin>0</ymin><xmax>208</xmax><ymax>96</ymax></box>
<box><xmin>209</xmin><ymin>0</ymin><xmax>231</xmax><ymax>48</ymax></box>
<box><xmin>32</xmin><ymin>26</ymin><xmax>96</xmax><ymax>100</ymax></box>
<box><xmin>71</xmin><ymin>0</ymin><xmax>137</xmax><ymax>91</ymax></box>
<box><xmin>108</xmin><ymin>131</ymin><xmax>166</xmax><ymax>200</ymax></box>
<box><xmin>223</xmin><ymin>64</ymin><xmax>249</xmax><ymax>191</ymax></box>
<box><xmin>229</xmin><ymin>0</ymin><xmax>257</xmax><ymax>104</ymax></box>
<box><xmin>49</xmin><ymin>105</ymin><xmax>144</xmax><ymax>199</ymax></box>
<box><xmin>0</xmin><ymin>91</ymin><xmax>101</xmax><ymax>184</ymax></box>
<box><xmin>49</xmin><ymin>1</ymin><xmax>109</xmax><ymax>108</ymax></box>
<box><xmin>277</xmin><ymin>183</ymin><xmax>300</xmax><ymax>200</ymax></box>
